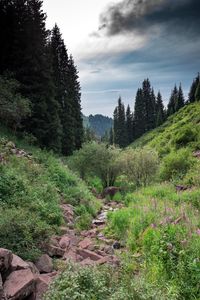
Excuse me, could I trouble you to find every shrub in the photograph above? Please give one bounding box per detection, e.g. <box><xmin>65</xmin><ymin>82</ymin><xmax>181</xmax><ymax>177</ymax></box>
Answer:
<box><xmin>120</xmin><ymin>148</ymin><xmax>159</xmax><ymax>187</ymax></box>
<box><xmin>159</xmin><ymin>149</ymin><xmax>194</xmax><ymax>181</ymax></box>
<box><xmin>173</xmin><ymin>125</ymin><xmax>198</xmax><ymax>148</ymax></box>
<box><xmin>68</xmin><ymin>142</ymin><xmax>122</xmax><ymax>187</ymax></box>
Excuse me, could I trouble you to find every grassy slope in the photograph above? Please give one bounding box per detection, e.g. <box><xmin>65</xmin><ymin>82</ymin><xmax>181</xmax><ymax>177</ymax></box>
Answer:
<box><xmin>131</xmin><ymin>102</ymin><xmax>200</xmax><ymax>156</ymax></box>
<box><xmin>0</xmin><ymin>125</ymin><xmax>100</xmax><ymax>260</ymax></box>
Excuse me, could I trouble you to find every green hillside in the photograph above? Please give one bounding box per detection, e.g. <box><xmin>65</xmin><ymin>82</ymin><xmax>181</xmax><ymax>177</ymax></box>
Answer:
<box><xmin>0</xmin><ymin>126</ymin><xmax>100</xmax><ymax>260</ymax></box>
<box><xmin>131</xmin><ymin>102</ymin><xmax>200</xmax><ymax>155</ymax></box>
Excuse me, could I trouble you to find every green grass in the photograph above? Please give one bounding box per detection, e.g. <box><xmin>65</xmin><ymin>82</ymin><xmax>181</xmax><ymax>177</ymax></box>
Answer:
<box><xmin>131</xmin><ymin>102</ymin><xmax>200</xmax><ymax>156</ymax></box>
<box><xmin>0</xmin><ymin>125</ymin><xmax>100</xmax><ymax>260</ymax></box>
<box><xmin>105</xmin><ymin>183</ymin><xmax>200</xmax><ymax>299</ymax></box>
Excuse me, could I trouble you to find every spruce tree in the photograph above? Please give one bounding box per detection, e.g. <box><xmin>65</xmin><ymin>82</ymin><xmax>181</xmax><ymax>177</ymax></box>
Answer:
<box><xmin>134</xmin><ymin>88</ymin><xmax>145</xmax><ymax>138</ymax></box>
<box><xmin>126</xmin><ymin>104</ymin><xmax>133</xmax><ymax>145</ymax></box>
<box><xmin>195</xmin><ymin>82</ymin><xmax>200</xmax><ymax>101</ymax></box>
<box><xmin>167</xmin><ymin>85</ymin><xmax>178</xmax><ymax>116</ymax></box>
<box><xmin>176</xmin><ymin>84</ymin><xmax>185</xmax><ymax>111</ymax></box>
<box><xmin>142</xmin><ymin>79</ymin><xmax>156</xmax><ymax>131</ymax></box>
<box><xmin>113</xmin><ymin>97</ymin><xmax>127</xmax><ymax>147</ymax></box>
<box><xmin>156</xmin><ymin>91</ymin><xmax>165</xmax><ymax>126</ymax></box>
<box><xmin>188</xmin><ymin>73</ymin><xmax>200</xmax><ymax>103</ymax></box>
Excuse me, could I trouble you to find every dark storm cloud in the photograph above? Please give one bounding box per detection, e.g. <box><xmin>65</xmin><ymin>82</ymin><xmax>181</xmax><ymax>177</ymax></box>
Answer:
<box><xmin>100</xmin><ymin>0</ymin><xmax>200</xmax><ymax>37</ymax></box>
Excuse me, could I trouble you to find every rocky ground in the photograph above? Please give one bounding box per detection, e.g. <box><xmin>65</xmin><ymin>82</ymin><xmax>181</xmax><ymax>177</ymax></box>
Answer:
<box><xmin>0</xmin><ymin>199</ymin><xmax>124</xmax><ymax>300</ymax></box>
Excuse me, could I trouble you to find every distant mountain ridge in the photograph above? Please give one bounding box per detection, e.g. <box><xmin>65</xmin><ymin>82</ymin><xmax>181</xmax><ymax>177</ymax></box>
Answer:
<box><xmin>83</xmin><ymin>114</ymin><xmax>113</xmax><ymax>137</ymax></box>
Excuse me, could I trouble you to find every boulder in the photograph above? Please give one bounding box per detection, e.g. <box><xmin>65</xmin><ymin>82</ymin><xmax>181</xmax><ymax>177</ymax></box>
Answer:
<box><xmin>77</xmin><ymin>249</ymin><xmax>103</xmax><ymax>261</ymax></box>
<box><xmin>0</xmin><ymin>274</ymin><xmax>6</xmax><ymax>300</ymax></box>
<box><xmin>11</xmin><ymin>254</ymin><xmax>30</xmax><ymax>272</ymax></box>
<box><xmin>102</xmin><ymin>187</ymin><xmax>120</xmax><ymax>199</ymax></box>
<box><xmin>78</xmin><ymin>238</ymin><xmax>93</xmax><ymax>250</ymax></box>
<box><xmin>59</xmin><ymin>236</ymin><xmax>71</xmax><ymax>249</ymax></box>
<box><xmin>35</xmin><ymin>255</ymin><xmax>53</xmax><ymax>274</ymax></box>
<box><xmin>0</xmin><ymin>248</ymin><xmax>13</xmax><ymax>273</ymax></box>
<box><xmin>47</xmin><ymin>246</ymin><xmax>65</xmax><ymax>258</ymax></box>
<box><xmin>4</xmin><ymin>269</ymin><xmax>35</xmax><ymax>300</ymax></box>
<box><xmin>27</xmin><ymin>262</ymin><xmax>39</xmax><ymax>275</ymax></box>
<box><xmin>35</xmin><ymin>274</ymin><xmax>55</xmax><ymax>300</ymax></box>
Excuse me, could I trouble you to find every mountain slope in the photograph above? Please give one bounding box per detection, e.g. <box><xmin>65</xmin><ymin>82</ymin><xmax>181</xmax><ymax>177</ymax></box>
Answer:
<box><xmin>131</xmin><ymin>102</ymin><xmax>200</xmax><ymax>155</ymax></box>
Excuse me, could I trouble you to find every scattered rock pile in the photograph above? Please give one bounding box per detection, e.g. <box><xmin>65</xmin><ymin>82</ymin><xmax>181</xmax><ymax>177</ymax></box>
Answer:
<box><xmin>0</xmin><ymin>248</ymin><xmax>57</xmax><ymax>300</ymax></box>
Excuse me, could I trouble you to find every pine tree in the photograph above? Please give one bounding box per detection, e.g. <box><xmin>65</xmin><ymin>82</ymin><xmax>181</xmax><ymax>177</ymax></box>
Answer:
<box><xmin>134</xmin><ymin>88</ymin><xmax>145</xmax><ymax>138</ymax></box>
<box><xmin>156</xmin><ymin>91</ymin><xmax>165</xmax><ymax>126</ymax></box>
<box><xmin>167</xmin><ymin>85</ymin><xmax>178</xmax><ymax>116</ymax></box>
<box><xmin>188</xmin><ymin>73</ymin><xmax>200</xmax><ymax>103</ymax></box>
<box><xmin>113</xmin><ymin>97</ymin><xmax>127</xmax><ymax>147</ymax></box>
<box><xmin>142</xmin><ymin>79</ymin><xmax>155</xmax><ymax>131</ymax></box>
<box><xmin>195</xmin><ymin>82</ymin><xmax>200</xmax><ymax>101</ymax></box>
<box><xmin>126</xmin><ymin>104</ymin><xmax>133</xmax><ymax>145</ymax></box>
<box><xmin>176</xmin><ymin>84</ymin><xmax>185</xmax><ymax>111</ymax></box>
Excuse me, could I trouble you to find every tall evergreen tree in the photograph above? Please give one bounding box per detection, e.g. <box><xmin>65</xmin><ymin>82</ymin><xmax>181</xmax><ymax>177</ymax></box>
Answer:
<box><xmin>195</xmin><ymin>82</ymin><xmax>200</xmax><ymax>101</ymax></box>
<box><xmin>176</xmin><ymin>84</ymin><xmax>185</xmax><ymax>111</ymax></box>
<box><xmin>188</xmin><ymin>73</ymin><xmax>200</xmax><ymax>103</ymax></box>
<box><xmin>109</xmin><ymin>127</ymin><xmax>114</xmax><ymax>145</ymax></box>
<box><xmin>142</xmin><ymin>79</ymin><xmax>156</xmax><ymax>131</ymax></box>
<box><xmin>134</xmin><ymin>88</ymin><xmax>145</xmax><ymax>138</ymax></box>
<box><xmin>113</xmin><ymin>97</ymin><xmax>127</xmax><ymax>147</ymax></box>
<box><xmin>126</xmin><ymin>104</ymin><xmax>133</xmax><ymax>145</ymax></box>
<box><xmin>156</xmin><ymin>91</ymin><xmax>165</xmax><ymax>126</ymax></box>
<box><xmin>167</xmin><ymin>85</ymin><xmax>178</xmax><ymax>116</ymax></box>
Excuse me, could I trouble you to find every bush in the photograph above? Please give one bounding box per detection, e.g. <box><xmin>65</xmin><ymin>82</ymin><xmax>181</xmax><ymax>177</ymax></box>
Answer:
<box><xmin>173</xmin><ymin>125</ymin><xmax>198</xmax><ymax>148</ymax></box>
<box><xmin>159</xmin><ymin>149</ymin><xmax>194</xmax><ymax>181</ymax></box>
<box><xmin>120</xmin><ymin>148</ymin><xmax>159</xmax><ymax>187</ymax></box>
<box><xmin>0</xmin><ymin>207</ymin><xmax>52</xmax><ymax>260</ymax></box>
<box><xmin>68</xmin><ymin>142</ymin><xmax>122</xmax><ymax>188</ymax></box>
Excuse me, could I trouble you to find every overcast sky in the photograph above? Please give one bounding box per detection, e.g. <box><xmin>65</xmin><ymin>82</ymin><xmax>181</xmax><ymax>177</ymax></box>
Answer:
<box><xmin>43</xmin><ymin>0</ymin><xmax>200</xmax><ymax>117</ymax></box>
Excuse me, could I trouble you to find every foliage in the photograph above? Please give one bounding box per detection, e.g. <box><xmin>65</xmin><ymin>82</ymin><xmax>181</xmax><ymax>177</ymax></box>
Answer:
<box><xmin>159</xmin><ymin>149</ymin><xmax>194</xmax><ymax>181</ymax></box>
<box><xmin>120</xmin><ymin>148</ymin><xmax>159</xmax><ymax>187</ymax></box>
<box><xmin>68</xmin><ymin>142</ymin><xmax>122</xmax><ymax>188</ymax></box>
<box><xmin>0</xmin><ymin>130</ymin><xmax>99</xmax><ymax>259</ymax></box>
<box><xmin>0</xmin><ymin>76</ymin><xmax>31</xmax><ymax>130</ymax></box>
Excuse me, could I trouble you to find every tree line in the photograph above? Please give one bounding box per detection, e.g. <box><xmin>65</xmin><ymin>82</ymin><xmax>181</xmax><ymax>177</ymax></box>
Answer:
<box><xmin>111</xmin><ymin>74</ymin><xmax>200</xmax><ymax>148</ymax></box>
<box><xmin>0</xmin><ymin>0</ymin><xmax>83</xmax><ymax>155</ymax></box>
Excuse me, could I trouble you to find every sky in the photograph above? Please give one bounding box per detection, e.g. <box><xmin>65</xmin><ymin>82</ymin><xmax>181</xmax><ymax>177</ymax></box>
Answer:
<box><xmin>43</xmin><ymin>0</ymin><xmax>200</xmax><ymax>117</ymax></box>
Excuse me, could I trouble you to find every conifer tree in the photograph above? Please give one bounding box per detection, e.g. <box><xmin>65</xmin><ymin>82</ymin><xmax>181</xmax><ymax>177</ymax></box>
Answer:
<box><xmin>167</xmin><ymin>85</ymin><xmax>178</xmax><ymax>116</ymax></box>
<box><xmin>142</xmin><ymin>79</ymin><xmax>156</xmax><ymax>131</ymax></box>
<box><xmin>109</xmin><ymin>127</ymin><xmax>114</xmax><ymax>145</ymax></box>
<box><xmin>113</xmin><ymin>97</ymin><xmax>127</xmax><ymax>147</ymax></box>
<box><xmin>156</xmin><ymin>91</ymin><xmax>165</xmax><ymax>126</ymax></box>
<box><xmin>134</xmin><ymin>88</ymin><xmax>145</xmax><ymax>138</ymax></box>
<box><xmin>126</xmin><ymin>104</ymin><xmax>133</xmax><ymax>145</ymax></box>
<box><xmin>188</xmin><ymin>73</ymin><xmax>200</xmax><ymax>103</ymax></box>
<box><xmin>176</xmin><ymin>84</ymin><xmax>185</xmax><ymax>111</ymax></box>
<box><xmin>195</xmin><ymin>82</ymin><xmax>200</xmax><ymax>101</ymax></box>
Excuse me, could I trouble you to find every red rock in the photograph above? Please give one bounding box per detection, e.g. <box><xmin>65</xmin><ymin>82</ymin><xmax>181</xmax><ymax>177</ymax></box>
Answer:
<box><xmin>64</xmin><ymin>249</ymin><xmax>82</xmax><ymax>262</ymax></box>
<box><xmin>0</xmin><ymin>274</ymin><xmax>5</xmax><ymax>300</ymax></box>
<box><xmin>61</xmin><ymin>204</ymin><xmax>74</xmax><ymax>223</ymax></box>
<box><xmin>78</xmin><ymin>238</ymin><xmax>93</xmax><ymax>249</ymax></box>
<box><xmin>35</xmin><ymin>255</ymin><xmax>53</xmax><ymax>274</ymax></box>
<box><xmin>50</xmin><ymin>236</ymin><xmax>60</xmax><ymax>247</ymax></box>
<box><xmin>47</xmin><ymin>246</ymin><xmax>65</xmax><ymax>257</ymax></box>
<box><xmin>35</xmin><ymin>274</ymin><xmax>55</xmax><ymax>300</ymax></box>
<box><xmin>11</xmin><ymin>254</ymin><xmax>30</xmax><ymax>272</ymax></box>
<box><xmin>4</xmin><ymin>269</ymin><xmax>35</xmax><ymax>300</ymax></box>
<box><xmin>59</xmin><ymin>236</ymin><xmax>70</xmax><ymax>249</ymax></box>
<box><xmin>77</xmin><ymin>249</ymin><xmax>103</xmax><ymax>261</ymax></box>
<box><xmin>96</xmin><ymin>256</ymin><xmax>110</xmax><ymax>265</ymax></box>
<box><xmin>27</xmin><ymin>262</ymin><xmax>39</xmax><ymax>275</ymax></box>
<box><xmin>80</xmin><ymin>258</ymin><xmax>96</xmax><ymax>266</ymax></box>
<box><xmin>0</xmin><ymin>248</ymin><xmax>13</xmax><ymax>273</ymax></box>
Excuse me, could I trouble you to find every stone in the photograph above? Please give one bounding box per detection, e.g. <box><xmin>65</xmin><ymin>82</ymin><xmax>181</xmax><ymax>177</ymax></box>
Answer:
<box><xmin>27</xmin><ymin>262</ymin><xmax>39</xmax><ymax>275</ymax></box>
<box><xmin>35</xmin><ymin>274</ymin><xmax>55</xmax><ymax>300</ymax></box>
<box><xmin>112</xmin><ymin>241</ymin><xmax>121</xmax><ymax>249</ymax></box>
<box><xmin>0</xmin><ymin>274</ymin><xmax>6</xmax><ymax>300</ymax></box>
<box><xmin>4</xmin><ymin>269</ymin><xmax>35</xmax><ymax>300</ymax></box>
<box><xmin>92</xmin><ymin>219</ymin><xmax>105</xmax><ymax>226</ymax></box>
<box><xmin>11</xmin><ymin>254</ymin><xmax>30</xmax><ymax>272</ymax></box>
<box><xmin>47</xmin><ymin>246</ymin><xmax>65</xmax><ymax>258</ymax></box>
<box><xmin>50</xmin><ymin>236</ymin><xmax>60</xmax><ymax>247</ymax></box>
<box><xmin>0</xmin><ymin>248</ymin><xmax>13</xmax><ymax>273</ymax></box>
<box><xmin>102</xmin><ymin>187</ymin><xmax>120</xmax><ymax>199</ymax></box>
<box><xmin>61</xmin><ymin>204</ymin><xmax>74</xmax><ymax>223</ymax></box>
<box><xmin>80</xmin><ymin>258</ymin><xmax>96</xmax><ymax>266</ymax></box>
<box><xmin>78</xmin><ymin>238</ymin><xmax>93</xmax><ymax>249</ymax></box>
<box><xmin>35</xmin><ymin>255</ymin><xmax>53</xmax><ymax>274</ymax></box>
<box><xmin>77</xmin><ymin>249</ymin><xmax>103</xmax><ymax>261</ymax></box>
<box><xmin>59</xmin><ymin>236</ymin><xmax>71</xmax><ymax>249</ymax></box>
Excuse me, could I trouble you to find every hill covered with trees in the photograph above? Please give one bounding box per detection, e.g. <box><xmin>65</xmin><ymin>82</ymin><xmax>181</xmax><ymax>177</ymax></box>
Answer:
<box><xmin>0</xmin><ymin>0</ymin><xmax>83</xmax><ymax>155</ymax></box>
